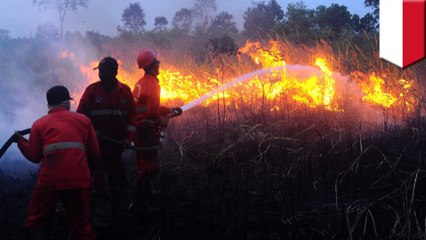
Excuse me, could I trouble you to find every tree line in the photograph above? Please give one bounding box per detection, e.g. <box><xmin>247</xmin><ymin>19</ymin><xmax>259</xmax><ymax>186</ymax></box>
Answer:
<box><xmin>115</xmin><ymin>0</ymin><xmax>378</xmax><ymax>50</ymax></box>
<box><xmin>1</xmin><ymin>0</ymin><xmax>378</xmax><ymax>42</ymax></box>
<box><xmin>0</xmin><ymin>0</ymin><xmax>383</xmax><ymax>75</ymax></box>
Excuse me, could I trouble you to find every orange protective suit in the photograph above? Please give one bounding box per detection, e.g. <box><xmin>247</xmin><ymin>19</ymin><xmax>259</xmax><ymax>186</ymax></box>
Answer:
<box><xmin>18</xmin><ymin>107</ymin><xmax>99</xmax><ymax>240</ymax></box>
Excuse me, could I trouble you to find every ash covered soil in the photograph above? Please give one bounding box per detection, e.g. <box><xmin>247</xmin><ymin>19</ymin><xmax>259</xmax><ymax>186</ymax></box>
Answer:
<box><xmin>2</xmin><ymin>122</ymin><xmax>426</xmax><ymax>240</ymax></box>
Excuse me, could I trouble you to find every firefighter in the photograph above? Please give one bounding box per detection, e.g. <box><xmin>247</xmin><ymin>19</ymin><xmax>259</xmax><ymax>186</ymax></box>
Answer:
<box><xmin>77</xmin><ymin>57</ymin><xmax>136</xmax><ymax>220</ymax></box>
<box><xmin>13</xmin><ymin>85</ymin><xmax>100</xmax><ymax>240</ymax></box>
<box><xmin>131</xmin><ymin>49</ymin><xmax>182</xmax><ymax>213</ymax></box>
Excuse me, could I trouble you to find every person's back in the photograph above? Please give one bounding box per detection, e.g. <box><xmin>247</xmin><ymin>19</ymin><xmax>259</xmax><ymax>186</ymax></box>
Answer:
<box><xmin>22</xmin><ymin>108</ymin><xmax>97</xmax><ymax>189</ymax></box>
<box><xmin>15</xmin><ymin>85</ymin><xmax>99</xmax><ymax>240</ymax></box>
<box><xmin>77</xmin><ymin>56</ymin><xmax>136</xmax><ymax>222</ymax></box>
<box><xmin>77</xmin><ymin>80</ymin><xmax>135</xmax><ymax>148</ymax></box>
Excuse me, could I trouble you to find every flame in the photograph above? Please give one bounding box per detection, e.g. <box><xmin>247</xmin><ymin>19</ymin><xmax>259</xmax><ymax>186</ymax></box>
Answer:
<box><xmin>360</xmin><ymin>73</ymin><xmax>396</xmax><ymax>108</ymax></box>
<box><xmin>159</xmin><ymin>69</ymin><xmax>209</xmax><ymax>105</ymax></box>
<box><xmin>239</xmin><ymin>40</ymin><xmax>286</xmax><ymax>68</ymax></box>
<box><xmin>60</xmin><ymin>40</ymin><xmax>418</xmax><ymax>117</ymax></box>
<box><xmin>359</xmin><ymin>73</ymin><xmax>415</xmax><ymax>111</ymax></box>
<box><xmin>58</xmin><ymin>50</ymin><xmax>77</xmax><ymax>61</ymax></box>
<box><xmin>283</xmin><ymin>58</ymin><xmax>340</xmax><ymax>111</ymax></box>
<box><xmin>239</xmin><ymin>41</ymin><xmax>340</xmax><ymax>111</ymax></box>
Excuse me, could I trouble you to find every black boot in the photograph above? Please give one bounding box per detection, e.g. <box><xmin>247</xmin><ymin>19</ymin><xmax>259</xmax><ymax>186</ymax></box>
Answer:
<box><xmin>129</xmin><ymin>179</ymin><xmax>159</xmax><ymax>215</ymax></box>
<box><xmin>110</xmin><ymin>188</ymin><xmax>132</xmax><ymax>220</ymax></box>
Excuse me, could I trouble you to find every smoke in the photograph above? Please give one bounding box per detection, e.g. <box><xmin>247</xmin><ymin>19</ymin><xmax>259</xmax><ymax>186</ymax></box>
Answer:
<box><xmin>0</xmin><ymin>61</ymin><xmax>45</xmax><ymax>175</ymax></box>
<box><xmin>0</xmin><ymin>36</ymin><xmax>100</xmax><ymax>175</ymax></box>
<box><xmin>332</xmin><ymin>72</ymin><xmax>386</xmax><ymax>124</ymax></box>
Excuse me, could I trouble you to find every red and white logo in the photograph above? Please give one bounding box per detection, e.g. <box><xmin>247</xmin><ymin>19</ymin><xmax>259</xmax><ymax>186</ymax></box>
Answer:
<box><xmin>380</xmin><ymin>0</ymin><xmax>425</xmax><ymax>68</ymax></box>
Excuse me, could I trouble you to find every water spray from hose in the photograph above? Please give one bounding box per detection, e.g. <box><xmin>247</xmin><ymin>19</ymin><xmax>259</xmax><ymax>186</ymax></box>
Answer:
<box><xmin>180</xmin><ymin>65</ymin><xmax>320</xmax><ymax>112</ymax></box>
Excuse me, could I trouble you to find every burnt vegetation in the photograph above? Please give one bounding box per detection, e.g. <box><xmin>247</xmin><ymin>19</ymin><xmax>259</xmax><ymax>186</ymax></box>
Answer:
<box><xmin>2</xmin><ymin>0</ymin><xmax>426</xmax><ymax>239</ymax></box>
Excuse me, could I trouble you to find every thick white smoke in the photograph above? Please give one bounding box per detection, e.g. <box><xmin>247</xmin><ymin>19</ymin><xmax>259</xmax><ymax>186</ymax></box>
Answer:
<box><xmin>0</xmin><ymin>72</ymin><xmax>46</xmax><ymax>176</ymax></box>
<box><xmin>0</xmin><ymin>38</ymin><xmax>99</xmax><ymax>176</ymax></box>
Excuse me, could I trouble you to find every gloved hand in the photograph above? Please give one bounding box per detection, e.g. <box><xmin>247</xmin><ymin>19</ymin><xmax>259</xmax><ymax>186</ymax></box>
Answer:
<box><xmin>12</xmin><ymin>131</ymin><xmax>23</xmax><ymax>143</ymax></box>
<box><xmin>170</xmin><ymin>107</ymin><xmax>183</xmax><ymax>117</ymax></box>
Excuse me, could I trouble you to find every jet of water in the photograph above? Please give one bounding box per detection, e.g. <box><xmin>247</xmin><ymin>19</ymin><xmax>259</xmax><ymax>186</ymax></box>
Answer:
<box><xmin>180</xmin><ymin>64</ymin><xmax>320</xmax><ymax>112</ymax></box>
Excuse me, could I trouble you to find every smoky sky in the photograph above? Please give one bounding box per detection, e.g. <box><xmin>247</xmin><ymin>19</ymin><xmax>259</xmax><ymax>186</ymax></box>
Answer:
<box><xmin>0</xmin><ymin>0</ymin><xmax>370</xmax><ymax>38</ymax></box>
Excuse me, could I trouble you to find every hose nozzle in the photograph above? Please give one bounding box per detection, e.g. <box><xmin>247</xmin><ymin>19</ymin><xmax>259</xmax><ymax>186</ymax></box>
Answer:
<box><xmin>170</xmin><ymin>107</ymin><xmax>183</xmax><ymax>118</ymax></box>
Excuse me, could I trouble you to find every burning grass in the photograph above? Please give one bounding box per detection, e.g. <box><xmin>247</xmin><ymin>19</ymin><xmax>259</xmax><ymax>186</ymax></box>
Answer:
<box><xmin>2</xmin><ymin>37</ymin><xmax>426</xmax><ymax>239</ymax></box>
<box><xmin>68</xmin><ymin>39</ymin><xmax>422</xmax><ymax>123</ymax></box>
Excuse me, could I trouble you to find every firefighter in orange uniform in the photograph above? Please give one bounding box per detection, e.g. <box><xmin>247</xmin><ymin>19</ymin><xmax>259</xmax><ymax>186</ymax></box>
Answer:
<box><xmin>14</xmin><ymin>85</ymin><xmax>100</xmax><ymax>240</ymax></box>
<box><xmin>131</xmin><ymin>49</ymin><xmax>182</xmax><ymax>212</ymax></box>
<box><xmin>77</xmin><ymin>57</ymin><xmax>136</xmax><ymax>219</ymax></box>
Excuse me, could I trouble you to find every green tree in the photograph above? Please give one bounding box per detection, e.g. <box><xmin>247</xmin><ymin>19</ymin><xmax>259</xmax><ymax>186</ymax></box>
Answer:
<box><xmin>315</xmin><ymin>4</ymin><xmax>352</xmax><ymax>39</ymax></box>
<box><xmin>208</xmin><ymin>34</ymin><xmax>238</xmax><ymax>56</ymax></box>
<box><xmin>208</xmin><ymin>12</ymin><xmax>238</xmax><ymax>38</ymax></box>
<box><xmin>117</xmin><ymin>2</ymin><xmax>146</xmax><ymax>36</ymax></box>
<box><xmin>207</xmin><ymin>12</ymin><xmax>239</xmax><ymax>59</ymax></box>
<box><xmin>352</xmin><ymin>13</ymin><xmax>376</xmax><ymax>34</ymax></box>
<box><xmin>282</xmin><ymin>1</ymin><xmax>315</xmax><ymax>41</ymax></box>
<box><xmin>243</xmin><ymin>0</ymin><xmax>284</xmax><ymax>40</ymax></box>
<box><xmin>352</xmin><ymin>14</ymin><xmax>362</xmax><ymax>34</ymax></box>
<box><xmin>358</xmin><ymin>13</ymin><xmax>377</xmax><ymax>33</ymax></box>
<box><xmin>172</xmin><ymin>8</ymin><xmax>193</xmax><ymax>33</ymax></box>
<box><xmin>268</xmin><ymin>0</ymin><xmax>285</xmax><ymax>22</ymax></box>
<box><xmin>33</xmin><ymin>0</ymin><xmax>89</xmax><ymax>37</ymax></box>
<box><xmin>364</xmin><ymin>0</ymin><xmax>379</xmax><ymax>30</ymax></box>
<box><xmin>154</xmin><ymin>16</ymin><xmax>168</xmax><ymax>31</ymax></box>
<box><xmin>151</xmin><ymin>16</ymin><xmax>169</xmax><ymax>47</ymax></box>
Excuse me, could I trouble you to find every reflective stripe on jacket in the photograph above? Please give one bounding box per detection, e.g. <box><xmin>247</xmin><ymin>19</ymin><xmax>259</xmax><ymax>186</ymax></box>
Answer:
<box><xmin>17</xmin><ymin>107</ymin><xmax>100</xmax><ymax>190</ymax></box>
<box><xmin>43</xmin><ymin>142</ymin><xmax>85</xmax><ymax>154</ymax></box>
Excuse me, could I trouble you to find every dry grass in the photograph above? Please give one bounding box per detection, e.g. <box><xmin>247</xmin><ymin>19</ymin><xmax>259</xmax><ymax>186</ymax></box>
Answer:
<box><xmin>1</xmin><ymin>106</ymin><xmax>426</xmax><ymax>240</ymax></box>
<box><xmin>2</xmin><ymin>32</ymin><xmax>426</xmax><ymax>240</ymax></box>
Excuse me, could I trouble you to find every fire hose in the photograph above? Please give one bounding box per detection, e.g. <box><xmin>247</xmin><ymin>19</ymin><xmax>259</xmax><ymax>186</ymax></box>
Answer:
<box><xmin>96</xmin><ymin>132</ymin><xmax>160</xmax><ymax>152</ymax></box>
<box><xmin>0</xmin><ymin>108</ymin><xmax>183</xmax><ymax>159</ymax></box>
<box><xmin>0</xmin><ymin>129</ymin><xmax>160</xmax><ymax>160</ymax></box>
<box><xmin>0</xmin><ymin>128</ymin><xmax>31</xmax><ymax>159</ymax></box>
<box><xmin>96</xmin><ymin>108</ymin><xmax>183</xmax><ymax>152</ymax></box>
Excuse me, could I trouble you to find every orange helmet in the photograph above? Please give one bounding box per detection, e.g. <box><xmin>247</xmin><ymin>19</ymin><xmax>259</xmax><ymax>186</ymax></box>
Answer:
<box><xmin>137</xmin><ymin>49</ymin><xmax>157</xmax><ymax>69</ymax></box>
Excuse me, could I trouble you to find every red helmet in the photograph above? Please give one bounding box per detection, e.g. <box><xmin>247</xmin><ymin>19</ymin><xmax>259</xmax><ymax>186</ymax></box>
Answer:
<box><xmin>137</xmin><ymin>49</ymin><xmax>157</xmax><ymax>69</ymax></box>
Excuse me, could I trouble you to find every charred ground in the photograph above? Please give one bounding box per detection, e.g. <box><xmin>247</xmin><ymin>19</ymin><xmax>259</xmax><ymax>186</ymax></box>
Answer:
<box><xmin>2</xmin><ymin>110</ymin><xmax>426</xmax><ymax>240</ymax></box>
